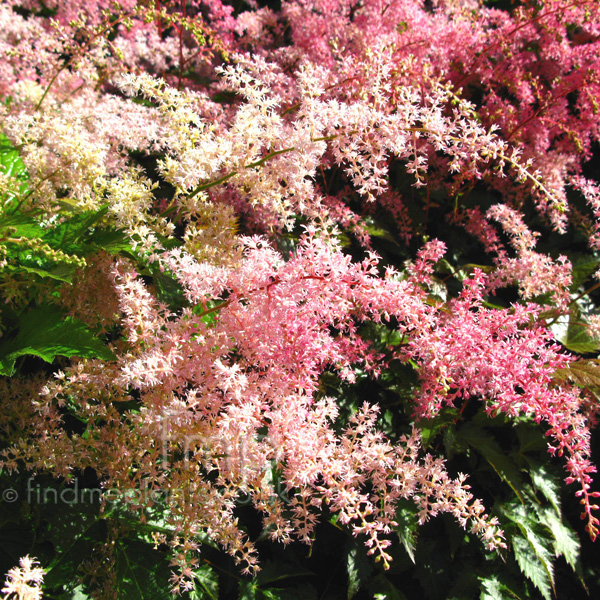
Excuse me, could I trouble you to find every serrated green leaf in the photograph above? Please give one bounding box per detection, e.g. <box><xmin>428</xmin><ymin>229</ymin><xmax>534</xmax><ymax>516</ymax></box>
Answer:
<box><xmin>504</xmin><ymin>505</ymin><xmax>555</xmax><ymax>600</ymax></box>
<box><xmin>525</xmin><ymin>459</ymin><xmax>561</xmax><ymax>514</ymax></box>
<box><xmin>191</xmin><ymin>563</ymin><xmax>219</xmax><ymax>600</ymax></box>
<box><xmin>154</xmin><ymin>271</ymin><xmax>187</xmax><ymax>310</ymax></box>
<box><xmin>367</xmin><ymin>574</ymin><xmax>408</xmax><ymax>600</ymax></box>
<box><xmin>114</xmin><ymin>538</ymin><xmax>173</xmax><ymax>600</ymax></box>
<box><xmin>258</xmin><ymin>590</ymin><xmax>285</xmax><ymax>600</ymax></box>
<box><xmin>238</xmin><ymin>580</ymin><xmax>257</xmax><ymax>600</ymax></box>
<box><xmin>479</xmin><ymin>575</ymin><xmax>504</xmax><ymax>600</ymax></box>
<box><xmin>0</xmin><ymin>133</ymin><xmax>28</xmax><ymax>187</ymax></box>
<box><xmin>1</xmin><ymin>205</ymin><xmax>128</xmax><ymax>266</ymax></box>
<box><xmin>478</xmin><ymin>572</ymin><xmax>528</xmax><ymax>600</ymax></box>
<box><xmin>416</xmin><ymin>408</ymin><xmax>459</xmax><ymax>450</ymax></box>
<box><xmin>562</xmin><ymin>320</ymin><xmax>599</xmax><ymax>354</ymax></box>
<box><xmin>569</xmin><ymin>254</ymin><xmax>600</xmax><ymax>290</ymax></box>
<box><xmin>457</xmin><ymin>423</ymin><xmax>525</xmax><ymax>503</ymax></box>
<box><xmin>346</xmin><ymin>543</ymin><xmax>373</xmax><ymax>599</ymax></box>
<box><xmin>42</xmin><ymin>206</ymin><xmax>108</xmax><ymax>250</ymax></box>
<box><xmin>537</xmin><ymin>506</ymin><xmax>580</xmax><ymax>570</ymax></box>
<box><xmin>0</xmin><ymin>213</ymin><xmax>45</xmax><ymax>238</ymax></box>
<box><xmin>393</xmin><ymin>501</ymin><xmax>419</xmax><ymax>563</ymax></box>
<box><xmin>511</xmin><ymin>534</ymin><xmax>553</xmax><ymax>600</ymax></box>
<box><xmin>90</xmin><ymin>229</ymin><xmax>131</xmax><ymax>254</ymax></box>
<box><xmin>17</xmin><ymin>262</ymin><xmax>78</xmax><ymax>283</ymax></box>
<box><xmin>0</xmin><ymin>307</ymin><xmax>115</xmax><ymax>375</ymax></box>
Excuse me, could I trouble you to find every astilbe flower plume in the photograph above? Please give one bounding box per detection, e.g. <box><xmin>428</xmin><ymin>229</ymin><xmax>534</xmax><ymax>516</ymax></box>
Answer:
<box><xmin>485</xmin><ymin>204</ymin><xmax>573</xmax><ymax>309</ymax></box>
<box><xmin>2</xmin><ymin>0</ymin><xmax>599</xmax><ymax>242</ymax></box>
<box><xmin>1</xmin><ymin>556</ymin><xmax>44</xmax><ymax>600</ymax></box>
<box><xmin>408</xmin><ymin>266</ymin><xmax>599</xmax><ymax>539</ymax></box>
<box><xmin>1</xmin><ymin>0</ymin><xmax>555</xmax><ymax>238</ymax></box>
<box><xmin>2</xmin><ymin>233</ymin><xmax>512</xmax><ymax>589</ymax></box>
<box><xmin>1</xmin><ymin>0</ymin><xmax>600</xmax><ymax>593</ymax></box>
<box><xmin>271</xmin><ymin>0</ymin><xmax>600</xmax><ymax>234</ymax></box>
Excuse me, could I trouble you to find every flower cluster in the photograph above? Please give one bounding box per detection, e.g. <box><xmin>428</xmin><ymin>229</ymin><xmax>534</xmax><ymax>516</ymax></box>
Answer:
<box><xmin>3</xmin><ymin>233</ymin><xmax>509</xmax><ymax>580</ymax></box>
<box><xmin>1</xmin><ymin>556</ymin><xmax>44</xmax><ymax>600</ymax></box>
<box><xmin>1</xmin><ymin>0</ymin><xmax>600</xmax><ymax>595</ymax></box>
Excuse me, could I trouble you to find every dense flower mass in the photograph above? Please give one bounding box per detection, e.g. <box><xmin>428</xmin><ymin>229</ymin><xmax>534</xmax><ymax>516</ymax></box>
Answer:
<box><xmin>1</xmin><ymin>556</ymin><xmax>44</xmax><ymax>600</ymax></box>
<box><xmin>1</xmin><ymin>0</ymin><xmax>600</xmax><ymax>597</ymax></box>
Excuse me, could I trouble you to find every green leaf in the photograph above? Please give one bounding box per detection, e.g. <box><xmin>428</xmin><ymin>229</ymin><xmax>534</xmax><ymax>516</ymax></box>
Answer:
<box><xmin>44</xmin><ymin>515</ymin><xmax>106</xmax><ymax>590</ymax></box>
<box><xmin>511</xmin><ymin>534</ymin><xmax>553</xmax><ymax>600</ymax></box>
<box><xmin>0</xmin><ymin>213</ymin><xmax>45</xmax><ymax>239</ymax></box>
<box><xmin>67</xmin><ymin>585</ymin><xmax>94</xmax><ymax>599</ymax></box>
<box><xmin>516</xmin><ymin>423</ymin><xmax>548</xmax><ymax>454</ymax></box>
<box><xmin>569</xmin><ymin>254</ymin><xmax>600</xmax><ymax>291</ymax></box>
<box><xmin>1</xmin><ymin>206</ymin><xmax>129</xmax><ymax>270</ymax></box>
<box><xmin>479</xmin><ymin>575</ymin><xmax>504</xmax><ymax>600</ymax></box>
<box><xmin>253</xmin><ymin>584</ymin><xmax>318</xmax><ymax>600</ymax></box>
<box><xmin>42</xmin><ymin>206</ymin><xmax>109</xmax><ymax>251</ymax></box>
<box><xmin>457</xmin><ymin>423</ymin><xmax>525</xmax><ymax>503</ymax></box>
<box><xmin>114</xmin><ymin>538</ymin><xmax>173</xmax><ymax>600</ymax></box>
<box><xmin>537</xmin><ymin>506</ymin><xmax>580</xmax><ymax>571</ymax></box>
<box><xmin>445</xmin><ymin>563</ymin><xmax>479</xmax><ymax>600</ymax></box>
<box><xmin>562</xmin><ymin>319</ymin><xmax>599</xmax><ymax>354</ymax></box>
<box><xmin>525</xmin><ymin>459</ymin><xmax>561</xmax><ymax>514</ymax></box>
<box><xmin>417</xmin><ymin>408</ymin><xmax>459</xmax><ymax>450</ymax></box>
<box><xmin>346</xmin><ymin>542</ymin><xmax>373</xmax><ymax>599</ymax></box>
<box><xmin>367</xmin><ymin>574</ymin><xmax>408</xmax><ymax>600</ymax></box>
<box><xmin>359</xmin><ymin>321</ymin><xmax>404</xmax><ymax>350</ymax></box>
<box><xmin>362</xmin><ymin>217</ymin><xmax>401</xmax><ymax>247</ymax></box>
<box><xmin>0</xmin><ymin>307</ymin><xmax>115</xmax><ymax>375</ymax></box>
<box><xmin>193</xmin><ymin>300</ymin><xmax>224</xmax><ymax>327</ymax></box>
<box><xmin>238</xmin><ymin>581</ymin><xmax>258</xmax><ymax>600</ymax></box>
<box><xmin>555</xmin><ymin>359</ymin><xmax>600</xmax><ymax>391</ymax></box>
<box><xmin>478</xmin><ymin>573</ymin><xmax>525</xmax><ymax>600</ymax></box>
<box><xmin>255</xmin><ymin>560</ymin><xmax>315</xmax><ymax>586</ymax></box>
<box><xmin>504</xmin><ymin>504</ymin><xmax>555</xmax><ymax>600</ymax></box>
<box><xmin>393</xmin><ymin>500</ymin><xmax>419</xmax><ymax>564</ymax></box>
<box><xmin>153</xmin><ymin>270</ymin><xmax>187</xmax><ymax>310</ymax></box>
<box><xmin>257</xmin><ymin>590</ymin><xmax>285</xmax><ymax>600</ymax></box>
<box><xmin>191</xmin><ymin>563</ymin><xmax>219</xmax><ymax>600</ymax></box>
<box><xmin>89</xmin><ymin>228</ymin><xmax>131</xmax><ymax>254</ymax></box>
<box><xmin>0</xmin><ymin>133</ymin><xmax>29</xmax><ymax>196</ymax></box>
<box><xmin>414</xmin><ymin>538</ymin><xmax>452</xmax><ymax>599</ymax></box>
<box><xmin>17</xmin><ymin>262</ymin><xmax>78</xmax><ymax>283</ymax></box>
